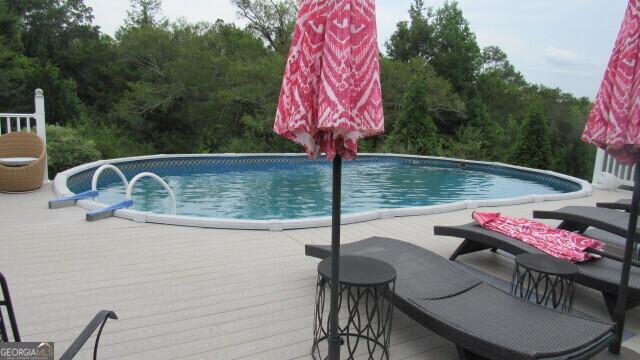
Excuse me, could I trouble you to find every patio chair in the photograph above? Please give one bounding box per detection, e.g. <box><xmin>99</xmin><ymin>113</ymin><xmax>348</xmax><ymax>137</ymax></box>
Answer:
<box><xmin>0</xmin><ymin>132</ymin><xmax>46</xmax><ymax>192</ymax></box>
<box><xmin>597</xmin><ymin>199</ymin><xmax>632</xmax><ymax>212</ymax></box>
<box><xmin>434</xmin><ymin>223</ymin><xmax>640</xmax><ymax>318</ymax></box>
<box><xmin>0</xmin><ymin>272</ymin><xmax>117</xmax><ymax>360</ymax></box>
<box><xmin>305</xmin><ymin>237</ymin><xmax>615</xmax><ymax>360</ymax></box>
<box><xmin>532</xmin><ymin>206</ymin><xmax>639</xmax><ymax>242</ymax></box>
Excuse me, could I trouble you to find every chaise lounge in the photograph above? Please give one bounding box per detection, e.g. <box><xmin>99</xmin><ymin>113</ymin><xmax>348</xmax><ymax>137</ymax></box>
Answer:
<box><xmin>532</xmin><ymin>206</ymin><xmax>639</xmax><ymax>242</ymax></box>
<box><xmin>597</xmin><ymin>199</ymin><xmax>632</xmax><ymax>212</ymax></box>
<box><xmin>305</xmin><ymin>237</ymin><xmax>615</xmax><ymax>359</ymax></box>
<box><xmin>434</xmin><ymin>223</ymin><xmax>640</xmax><ymax>317</ymax></box>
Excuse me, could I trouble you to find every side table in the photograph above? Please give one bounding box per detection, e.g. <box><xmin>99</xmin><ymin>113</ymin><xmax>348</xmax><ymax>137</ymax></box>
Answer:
<box><xmin>312</xmin><ymin>255</ymin><xmax>396</xmax><ymax>360</ymax></box>
<box><xmin>511</xmin><ymin>253</ymin><xmax>578</xmax><ymax>312</ymax></box>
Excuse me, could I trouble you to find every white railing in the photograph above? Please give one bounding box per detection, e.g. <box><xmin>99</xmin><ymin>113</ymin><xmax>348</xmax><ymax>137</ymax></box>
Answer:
<box><xmin>0</xmin><ymin>89</ymin><xmax>48</xmax><ymax>181</ymax></box>
<box><xmin>592</xmin><ymin>147</ymin><xmax>635</xmax><ymax>186</ymax></box>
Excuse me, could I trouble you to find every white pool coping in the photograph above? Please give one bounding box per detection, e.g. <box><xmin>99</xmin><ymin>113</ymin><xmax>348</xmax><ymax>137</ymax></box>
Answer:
<box><xmin>52</xmin><ymin>153</ymin><xmax>592</xmax><ymax>230</ymax></box>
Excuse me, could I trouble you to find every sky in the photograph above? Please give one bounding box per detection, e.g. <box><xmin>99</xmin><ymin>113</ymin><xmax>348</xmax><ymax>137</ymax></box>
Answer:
<box><xmin>85</xmin><ymin>0</ymin><xmax>628</xmax><ymax>99</ymax></box>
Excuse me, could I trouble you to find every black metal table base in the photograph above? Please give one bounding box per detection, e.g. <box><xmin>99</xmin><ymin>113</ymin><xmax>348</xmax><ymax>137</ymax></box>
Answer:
<box><xmin>312</xmin><ymin>274</ymin><xmax>395</xmax><ymax>360</ymax></box>
<box><xmin>511</xmin><ymin>259</ymin><xmax>577</xmax><ymax>312</ymax></box>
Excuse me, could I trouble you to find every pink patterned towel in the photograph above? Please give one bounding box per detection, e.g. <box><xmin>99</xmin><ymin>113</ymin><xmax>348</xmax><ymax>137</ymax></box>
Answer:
<box><xmin>472</xmin><ymin>211</ymin><xmax>605</xmax><ymax>262</ymax></box>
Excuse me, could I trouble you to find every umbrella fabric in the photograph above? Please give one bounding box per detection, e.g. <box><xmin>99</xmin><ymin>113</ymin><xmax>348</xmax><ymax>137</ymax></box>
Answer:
<box><xmin>582</xmin><ymin>0</ymin><xmax>640</xmax><ymax>165</ymax></box>
<box><xmin>274</xmin><ymin>0</ymin><xmax>384</xmax><ymax>160</ymax></box>
<box><xmin>472</xmin><ymin>211</ymin><xmax>604</xmax><ymax>262</ymax></box>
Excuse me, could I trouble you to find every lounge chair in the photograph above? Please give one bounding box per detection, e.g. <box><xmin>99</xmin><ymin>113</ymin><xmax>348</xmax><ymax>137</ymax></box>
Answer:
<box><xmin>597</xmin><ymin>199</ymin><xmax>632</xmax><ymax>212</ymax></box>
<box><xmin>0</xmin><ymin>272</ymin><xmax>117</xmax><ymax>360</ymax></box>
<box><xmin>434</xmin><ymin>223</ymin><xmax>640</xmax><ymax>317</ymax></box>
<box><xmin>532</xmin><ymin>206</ymin><xmax>639</xmax><ymax>241</ymax></box>
<box><xmin>305</xmin><ymin>237</ymin><xmax>615</xmax><ymax>359</ymax></box>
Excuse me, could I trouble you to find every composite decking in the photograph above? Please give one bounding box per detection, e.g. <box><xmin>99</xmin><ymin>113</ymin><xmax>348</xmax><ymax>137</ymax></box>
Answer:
<box><xmin>1</xmin><ymin>184</ymin><xmax>640</xmax><ymax>359</ymax></box>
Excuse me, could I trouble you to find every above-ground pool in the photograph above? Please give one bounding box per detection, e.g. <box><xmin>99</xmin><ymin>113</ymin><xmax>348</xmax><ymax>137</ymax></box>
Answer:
<box><xmin>55</xmin><ymin>154</ymin><xmax>590</xmax><ymax>230</ymax></box>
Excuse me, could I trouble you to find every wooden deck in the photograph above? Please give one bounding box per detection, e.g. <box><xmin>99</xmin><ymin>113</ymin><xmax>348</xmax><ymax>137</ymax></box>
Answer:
<box><xmin>1</xmin><ymin>184</ymin><xmax>640</xmax><ymax>359</ymax></box>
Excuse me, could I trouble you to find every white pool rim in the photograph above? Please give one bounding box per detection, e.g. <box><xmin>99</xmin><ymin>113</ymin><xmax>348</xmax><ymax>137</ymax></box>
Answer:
<box><xmin>53</xmin><ymin>153</ymin><xmax>592</xmax><ymax>231</ymax></box>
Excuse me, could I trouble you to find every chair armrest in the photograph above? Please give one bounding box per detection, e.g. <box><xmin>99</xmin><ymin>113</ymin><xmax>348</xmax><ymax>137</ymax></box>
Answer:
<box><xmin>59</xmin><ymin>310</ymin><xmax>118</xmax><ymax>360</ymax></box>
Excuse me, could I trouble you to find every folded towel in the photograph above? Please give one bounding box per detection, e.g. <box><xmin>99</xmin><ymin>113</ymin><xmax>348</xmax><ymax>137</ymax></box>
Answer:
<box><xmin>472</xmin><ymin>211</ymin><xmax>604</xmax><ymax>262</ymax></box>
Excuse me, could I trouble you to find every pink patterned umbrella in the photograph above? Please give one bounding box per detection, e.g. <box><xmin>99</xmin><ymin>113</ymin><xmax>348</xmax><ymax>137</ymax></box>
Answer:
<box><xmin>274</xmin><ymin>1</ymin><xmax>384</xmax><ymax>359</ymax></box>
<box><xmin>274</xmin><ymin>0</ymin><xmax>384</xmax><ymax>160</ymax></box>
<box><xmin>582</xmin><ymin>0</ymin><xmax>640</xmax><ymax>165</ymax></box>
<box><xmin>582</xmin><ymin>0</ymin><xmax>640</xmax><ymax>354</ymax></box>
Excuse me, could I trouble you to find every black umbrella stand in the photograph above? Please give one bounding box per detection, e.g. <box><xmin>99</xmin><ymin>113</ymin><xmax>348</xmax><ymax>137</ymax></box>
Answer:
<box><xmin>328</xmin><ymin>155</ymin><xmax>342</xmax><ymax>360</ymax></box>
<box><xmin>611</xmin><ymin>160</ymin><xmax>640</xmax><ymax>354</ymax></box>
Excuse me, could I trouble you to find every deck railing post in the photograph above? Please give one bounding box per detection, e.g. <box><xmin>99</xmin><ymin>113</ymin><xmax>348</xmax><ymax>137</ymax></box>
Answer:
<box><xmin>34</xmin><ymin>89</ymin><xmax>48</xmax><ymax>182</ymax></box>
<box><xmin>593</xmin><ymin>148</ymin><xmax>605</xmax><ymax>185</ymax></box>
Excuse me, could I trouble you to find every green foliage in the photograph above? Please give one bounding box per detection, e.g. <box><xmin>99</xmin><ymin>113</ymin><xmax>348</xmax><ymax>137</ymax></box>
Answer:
<box><xmin>510</xmin><ymin>104</ymin><xmax>552</xmax><ymax>169</ymax></box>
<box><xmin>231</xmin><ymin>0</ymin><xmax>297</xmax><ymax>53</ymax></box>
<box><xmin>386</xmin><ymin>0</ymin><xmax>480</xmax><ymax>95</ymax></box>
<box><xmin>430</xmin><ymin>1</ymin><xmax>481</xmax><ymax>95</ymax></box>
<box><xmin>46</xmin><ymin>124</ymin><xmax>101</xmax><ymax>175</ymax></box>
<box><xmin>385</xmin><ymin>0</ymin><xmax>432</xmax><ymax>61</ymax></box>
<box><xmin>125</xmin><ymin>0</ymin><xmax>166</xmax><ymax>28</ymax></box>
<box><xmin>386</xmin><ymin>76</ymin><xmax>441</xmax><ymax>155</ymax></box>
<box><xmin>441</xmin><ymin>125</ymin><xmax>484</xmax><ymax>160</ymax></box>
<box><xmin>0</xmin><ymin>0</ymin><xmax>599</xmax><ymax>180</ymax></box>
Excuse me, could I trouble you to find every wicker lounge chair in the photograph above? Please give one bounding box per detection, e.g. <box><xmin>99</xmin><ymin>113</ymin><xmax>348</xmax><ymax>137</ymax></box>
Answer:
<box><xmin>435</xmin><ymin>223</ymin><xmax>640</xmax><ymax>317</ymax></box>
<box><xmin>305</xmin><ymin>237</ymin><xmax>615</xmax><ymax>359</ymax></box>
<box><xmin>0</xmin><ymin>272</ymin><xmax>117</xmax><ymax>360</ymax></box>
<box><xmin>0</xmin><ymin>132</ymin><xmax>46</xmax><ymax>192</ymax></box>
<box><xmin>533</xmin><ymin>206</ymin><xmax>639</xmax><ymax>241</ymax></box>
<box><xmin>597</xmin><ymin>199</ymin><xmax>632</xmax><ymax>212</ymax></box>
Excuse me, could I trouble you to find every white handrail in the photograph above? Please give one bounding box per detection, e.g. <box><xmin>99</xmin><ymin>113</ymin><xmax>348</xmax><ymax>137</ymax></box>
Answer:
<box><xmin>126</xmin><ymin>172</ymin><xmax>176</xmax><ymax>215</ymax></box>
<box><xmin>592</xmin><ymin>148</ymin><xmax>635</xmax><ymax>187</ymax></box>
<box><xmin>91</xmin><ymin>165</ymin><xmax>129</xmax><ymax>196</ymax></box>
<box><xmin>0</xmin><ymin>89</ymin><xmax>47</xmax><ymax>181</ymax></box>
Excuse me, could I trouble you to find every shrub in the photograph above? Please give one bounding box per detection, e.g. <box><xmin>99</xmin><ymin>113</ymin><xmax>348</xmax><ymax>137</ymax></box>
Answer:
<box><xmin>46</xmin><ymin>124</ymin><xmax>101</xmax><ymax>176</ymax></box>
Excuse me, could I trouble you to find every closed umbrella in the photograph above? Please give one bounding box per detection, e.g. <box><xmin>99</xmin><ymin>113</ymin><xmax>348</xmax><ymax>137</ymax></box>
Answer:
<box><xmin>274</xmin><ymin>0</ymin><xmax>384</xmax><ymax>358</ymax></box>
<box><xmin>582</xmin><ymin>0</ymin><xmax>640</xmax><ymax>353</ymax></box>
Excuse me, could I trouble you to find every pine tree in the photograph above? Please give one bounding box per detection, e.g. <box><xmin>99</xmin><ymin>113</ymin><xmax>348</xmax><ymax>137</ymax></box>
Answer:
<box><xmin>387</xmin><ymin>77</ymin><xmax>440</xmax><ymax>155</ymax></box>
<box><xmin>510</xmin><ymin>104</ymin><xmax>552</xmax><ymax>169</ymax></box>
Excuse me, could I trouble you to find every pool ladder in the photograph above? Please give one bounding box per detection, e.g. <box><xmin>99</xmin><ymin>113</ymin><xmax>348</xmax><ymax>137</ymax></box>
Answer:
<box><xmin>49</xmin><ymin>165</ymin><xmax>176</xmax><ymax>221</ymax></box>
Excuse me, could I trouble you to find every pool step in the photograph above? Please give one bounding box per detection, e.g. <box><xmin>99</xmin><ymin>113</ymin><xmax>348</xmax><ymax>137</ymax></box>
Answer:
<box><xmin>49</xmin><ymin>190</ymin><xmax>99</xmax><ymax>209</ymax></box>
<box><xmin>86</xmin><ymin>200</ymin><xmax>134</xmax><ymax>221</ymax></box>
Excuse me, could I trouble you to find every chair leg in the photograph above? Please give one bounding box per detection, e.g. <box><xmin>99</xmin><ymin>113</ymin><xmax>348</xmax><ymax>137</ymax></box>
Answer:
<box><xmin>450</xmin><ymin>239</ymin><xmax>491</xmax><ymax>261</ymax></box>
<box><xmin>456</xmin><ymin>346</ymin><xmax>489</xmax><ymax>360</ymax></box>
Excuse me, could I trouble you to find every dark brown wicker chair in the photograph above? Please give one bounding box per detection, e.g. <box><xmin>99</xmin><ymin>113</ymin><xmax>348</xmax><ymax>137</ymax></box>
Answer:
<box><xmin>0</xmin><ymin>132</ymin><xmax>46</xmax><ymax>192</ymax></box>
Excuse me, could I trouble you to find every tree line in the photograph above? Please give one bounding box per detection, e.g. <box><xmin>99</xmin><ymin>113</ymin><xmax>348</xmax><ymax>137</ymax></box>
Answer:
<box><xmin>0</xmin><ymin>0</ymin><xmax>595</xmax><ymax>180</ymax></box>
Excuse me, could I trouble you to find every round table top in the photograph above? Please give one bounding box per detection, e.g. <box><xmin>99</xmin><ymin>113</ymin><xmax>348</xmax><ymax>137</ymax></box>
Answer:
<box><xmin>0</xmin><ymin>157</ymin><xmax>37</xmax><ymax>167</ymax></box>
<box><xmin>515</xmin><ymin>253</ymin><xmax>578</xmax><ymax>276</ymax></box>
<box><xmin>318</xmin><ymin>255</ymin><xmax>396</xmax><ymax>286</ymax></box>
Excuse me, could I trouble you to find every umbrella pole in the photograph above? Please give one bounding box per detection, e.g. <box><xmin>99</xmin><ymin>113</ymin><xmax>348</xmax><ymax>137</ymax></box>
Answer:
<box><xmin>328</xmin><ymin>155</ymin><xmax>342</xmax><ymax>360</ymax></box>
<box><xmin>610</xmin><ymin>160</ymin><xmax>640</xmax><ymax>354</ymax></box>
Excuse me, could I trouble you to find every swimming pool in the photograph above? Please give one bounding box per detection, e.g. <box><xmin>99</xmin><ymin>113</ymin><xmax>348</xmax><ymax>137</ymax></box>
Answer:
<box><xmin>54</xmin><ymin>154</ymin><xmax>590</xmax><ymax>229</ymax></box>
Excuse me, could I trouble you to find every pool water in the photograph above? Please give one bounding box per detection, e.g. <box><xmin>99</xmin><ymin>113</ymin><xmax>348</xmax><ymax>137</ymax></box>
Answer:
<box><xmin>87</xmin><ymin>158</ymin><xmax>576</xmax><ymax>220</ymax></box>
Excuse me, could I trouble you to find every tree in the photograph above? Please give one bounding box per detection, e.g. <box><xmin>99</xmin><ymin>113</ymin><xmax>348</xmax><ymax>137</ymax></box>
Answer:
<box><xmin>430</xmin><ymin>1</ymin><xmax>481</xmax><ymax>95</ymax></box>
<box><xmin>6</xmin><ymin>0</ymin><xmax>95</xmax><ymax>59</ymax></box>
<box><xmin>124</xmin><ymin>0</ymin><xmax>166</xmax><ymax>28</ymax></box>
<box><xmin>385</xmin><ymin>0</ymin><xmax>433</xmax><ymax>61</ymax></box>
<box><xmin>231</xmin><ymin>0</ymin><xmax>297</xmax><ymax>53</ymax></box>
<box><xmin>386</xmin><ymin>75</ymin><xmax>441</xmax><ymax>155</ymax></box>
<box><xmin>511</xmin><ymin>104</ymin><xmax>552</xmax><ymax>169</ymax></box>
<box><xmin>0</xmin><ymin>0</ymin><xmax>20</xmax><ymax>50</ymax></box>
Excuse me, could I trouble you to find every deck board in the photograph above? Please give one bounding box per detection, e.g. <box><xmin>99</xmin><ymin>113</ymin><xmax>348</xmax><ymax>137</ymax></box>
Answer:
<box><xmin>1</xmin><ymin>184</ymin><xmax>639</xmax><ymax>359</ymax></box>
